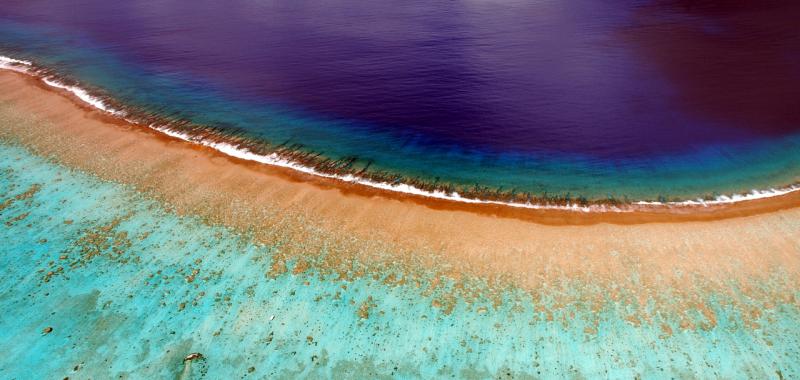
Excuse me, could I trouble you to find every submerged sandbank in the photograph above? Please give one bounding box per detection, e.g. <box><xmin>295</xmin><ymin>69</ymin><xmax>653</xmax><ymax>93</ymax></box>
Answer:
<box><xmin>1</xmin><ymin>69</ymin><xmax>799</xmax><ymax>294</ymax></box>
<box><xmin>2</xmin><ymin>68</ymin><xmax>800</xmax><ymax>378</ymax></box>
<box><xmin>3</xmin><ymin>141</ymin><xmax>797</xmax><ymax>378</ymax></box>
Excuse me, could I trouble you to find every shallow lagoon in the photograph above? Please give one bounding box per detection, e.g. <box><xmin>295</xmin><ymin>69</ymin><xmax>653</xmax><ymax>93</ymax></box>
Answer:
<box><xmin>1</xmin><ymin>142</ymin><xmax>798</xmax><ymax>378</ymax></box>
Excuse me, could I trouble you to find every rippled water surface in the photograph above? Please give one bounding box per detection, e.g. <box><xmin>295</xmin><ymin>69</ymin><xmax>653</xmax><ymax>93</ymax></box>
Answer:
<box><xmin>2</xmin><ymin>3</ymin><xmax>800</xmax><ymax>377</ymax></box>
<box><xmin>1</xmin><ymin>0</ymin><xmax>799</xmax><ymax>200</ymax></box>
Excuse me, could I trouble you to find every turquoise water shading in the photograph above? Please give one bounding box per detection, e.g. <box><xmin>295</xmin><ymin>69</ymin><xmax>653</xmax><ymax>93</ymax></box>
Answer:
<box><xmin>1</xmin><ymin>142</ymin><xmax>799</xmax><ymax>378</ymax></box>
<box><xmin>2</xmin><ymin>19</ymin><xmax>800</xmax><ymax>203</ymax></box>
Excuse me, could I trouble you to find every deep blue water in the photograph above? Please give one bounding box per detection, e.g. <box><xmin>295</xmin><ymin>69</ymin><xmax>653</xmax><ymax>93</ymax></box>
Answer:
<box><xmin>3</xmin><ymin>3</ymin><xmax>800</xmax><ymax>377</ymax></box>
<box><xmin>1</xmin><ymin>0</ymin><xmax>799</xmax><ymax>201</ymax></box>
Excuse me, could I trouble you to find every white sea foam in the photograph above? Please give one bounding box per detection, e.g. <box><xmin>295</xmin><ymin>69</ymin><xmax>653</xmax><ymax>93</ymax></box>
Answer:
<box><xmin>0</xmin><ymin>55</ymin><xmax>33</xmax><ymax>73</ymax></box>
<box><xmin>1</xmin><ymin>55</ymin><xmax>124</xmax><ymax>116</ymax></box>
<box><xmin>0</xmin><ymin>55</ymin><xmax>32</xmax><ymax>66</ymax></box>
<box><xmin>633</xmin><ymin>185</ymin><xmax>800</xmax><ymax>207</ymax></box>
<box><xmin>41</xmin><ymin>78</ymin><xmax>126</xmax><ymax>116</ymax></box>
<box><xmin>148</xmin><ymin>124</ymin><xmax>617</xmax><ymax>212</ymax></box>
<box><xmin>147</xmin><ymin>124</ymin><xmax>800</xmax><ymax>212</ymax></box>
<box><xmin>2</xmin><ymin>54</ymin><xmax>798</xmax><ymax>213</ymax></box>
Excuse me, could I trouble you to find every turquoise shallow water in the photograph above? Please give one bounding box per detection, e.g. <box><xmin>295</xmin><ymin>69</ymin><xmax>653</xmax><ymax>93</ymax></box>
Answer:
<box><xmin>1</xmin><ymin>142</ymin><xmax>799</xmax><ymax>378</ymax></box>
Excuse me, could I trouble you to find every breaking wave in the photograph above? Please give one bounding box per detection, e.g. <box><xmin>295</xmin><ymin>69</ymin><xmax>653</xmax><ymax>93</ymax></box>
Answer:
<box><xmin>2</xmin><ymin>54</ymin><xmax>798</xmax><ymax>212</ymax></box>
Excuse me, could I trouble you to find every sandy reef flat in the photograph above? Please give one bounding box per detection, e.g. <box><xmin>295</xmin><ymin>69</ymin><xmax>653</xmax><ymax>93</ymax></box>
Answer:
<box><xmin>1</xmin><ymin>70</ymin><xmax>799</xmax><ymax>378</ymax></box>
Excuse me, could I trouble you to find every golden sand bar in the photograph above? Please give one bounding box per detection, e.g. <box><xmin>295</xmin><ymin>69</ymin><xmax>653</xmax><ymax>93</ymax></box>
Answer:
<box><xmin>1</xmin><ymin>70</ymin><xmax>799</xmax><ymax>304</ymax></box>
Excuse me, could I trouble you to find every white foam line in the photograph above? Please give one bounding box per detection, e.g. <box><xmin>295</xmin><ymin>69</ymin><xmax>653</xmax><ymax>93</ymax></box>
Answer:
<box><xmin>3</xmin><ymin>54</ymin><xmax>798</xmax><ymax>213</ymax></box>
<box><xmin>149</xmin><ymin>124</ymin><xmax>617</xmax><ymax>212</ymax></box>
<box><xmin>149</xmin><ymin>124</ymin><xmax>800</xmax><ymax>212</ymax></box>
<box><xmin>41</xmin><ymin>78</ymin><xmax>126</xmax><ymax>117</ymax></box>
<box><xmin>0</xmin><ymin>55</ymin><xmax>33</xmax><ymax>74</ymax></box>
<box><xmin>2</xmin><ymin>55</ymin><xmax>125</xmax><ymax>116</ymax></box>
<box><xmin>0</xmin><ymin>55</ymin><xmax>32</xmax><ymax>66</ymax></box>
<box><xmin>634</xmin><ymin>185</ymin><xmax>800</xmax><ymax>207</ymax></box>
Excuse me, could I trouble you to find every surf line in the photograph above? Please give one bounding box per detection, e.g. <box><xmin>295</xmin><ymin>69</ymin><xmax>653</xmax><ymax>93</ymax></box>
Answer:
<box><xmin>3</xmin><ymin>54</ymin><xmax>799</xmax><ymax>213</ymax></box>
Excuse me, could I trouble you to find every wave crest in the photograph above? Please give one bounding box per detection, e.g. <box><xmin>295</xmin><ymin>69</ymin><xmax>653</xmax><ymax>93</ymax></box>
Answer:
<box><xmin>2</xmin><ymin>54</ymin><xmax>798</xmax><ymax>213</ymax></box>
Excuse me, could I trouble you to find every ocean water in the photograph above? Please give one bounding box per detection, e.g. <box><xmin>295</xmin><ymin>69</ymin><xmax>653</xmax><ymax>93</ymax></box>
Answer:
<box><xmin>1</xmin><ymin>0</ymin><xmax>800</xmax><ymax>203</ymax></box>
<box><xmin>2</xmin><ymin>3</ymin><xmax>800</xmax><ymax>378</ymax></box>
<box><xmin>1</xmin><ymin>141</ymin><xmax>799</xmax><ymax>379</ymax></box>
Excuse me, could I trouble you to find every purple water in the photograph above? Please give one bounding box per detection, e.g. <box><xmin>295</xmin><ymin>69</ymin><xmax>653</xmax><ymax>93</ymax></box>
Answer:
<box><xmin>1</xmin><ymin>0</ymin><xmax>799</xmax><ymax>201</ymax></box>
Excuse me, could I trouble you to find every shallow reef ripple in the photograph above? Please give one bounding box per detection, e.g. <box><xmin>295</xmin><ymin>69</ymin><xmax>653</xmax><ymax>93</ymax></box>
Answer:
<box><xmin>1</xmin><ymin>138</ymin><xmax>799</xmax><ymax>378</ymax></box>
